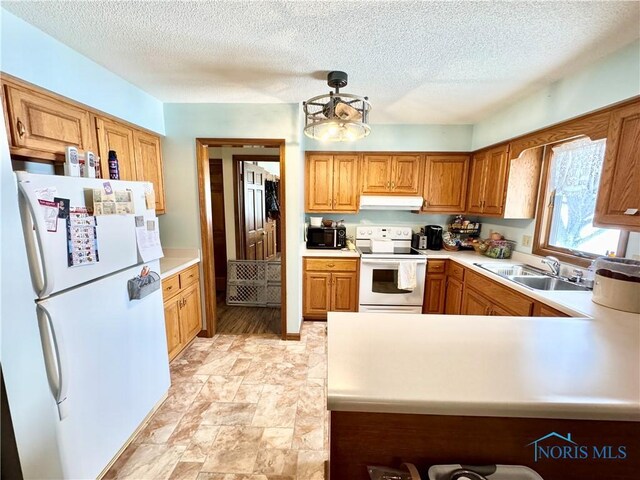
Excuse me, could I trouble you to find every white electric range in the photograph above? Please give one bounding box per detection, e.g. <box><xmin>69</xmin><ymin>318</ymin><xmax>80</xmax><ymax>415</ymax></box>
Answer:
<box><xmin>356</xmin><ymin>226</ymin><xmax>427</xmax><ymax>313</ymax></box>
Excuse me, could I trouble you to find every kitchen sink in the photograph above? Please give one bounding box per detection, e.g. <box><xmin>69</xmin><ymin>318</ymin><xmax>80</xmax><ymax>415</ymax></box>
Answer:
<box><xmin>474</xmin><ymin>263</ymin><xmax>592</xmax><ymax>292</ymax></box>
<box><xmin>509</xmin><ymin>275</ymin><xmax>591</xmax><ymax>292</ymax></box>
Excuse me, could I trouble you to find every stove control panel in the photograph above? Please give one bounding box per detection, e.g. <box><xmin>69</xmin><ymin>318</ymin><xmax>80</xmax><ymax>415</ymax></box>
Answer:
<box><xmin>356</xmin><ymin>226</ymin><xmax>413</xmax><ymax>240</ymax></box>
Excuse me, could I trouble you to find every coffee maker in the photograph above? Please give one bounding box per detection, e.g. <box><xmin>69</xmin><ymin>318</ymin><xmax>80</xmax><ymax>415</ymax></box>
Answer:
<box><xmin>425</xmin><ymin>225</ymin><xmax>443</xmax><ymax>250</ymax></box>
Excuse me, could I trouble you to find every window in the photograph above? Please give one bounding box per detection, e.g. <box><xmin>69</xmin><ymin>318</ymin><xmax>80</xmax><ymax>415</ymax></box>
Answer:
<box><xmin>534</xmin><ymin>137</ymin><xmax>628</xmax><ymax>265</ymax></box>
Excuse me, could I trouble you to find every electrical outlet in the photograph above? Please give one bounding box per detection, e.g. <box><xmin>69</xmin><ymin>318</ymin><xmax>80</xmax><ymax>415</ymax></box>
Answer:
<box><xmin>522</xmin><ymin>235</ymin><xmax>532</xmax><ymax>247</ymax></box>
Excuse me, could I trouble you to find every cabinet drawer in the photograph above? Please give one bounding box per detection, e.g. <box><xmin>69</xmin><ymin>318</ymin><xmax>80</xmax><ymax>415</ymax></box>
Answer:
<box><xmin>162</xmin><ymin>275</ymin><xmax>180</xmax><ymax>299</ymax></box>
<box><xmin>448</xmin><ymin>261</ymin><xmax>465</xmax><ymax>281</ymax></box>
<box><xmin>179</xmin><ymin>264</ymin><xmax>200</xmax><ymax>288</ymax></box>
<box><xmin>427</xmin><ymin>260</ymin><xmax>446</xmax><ymax>273</ymax></box>
<box><xmin>304</xmin><ymin>258</ymin><xmax>358</xmax><ymax>272</ymax></box>
<box><xmin>465</xmin><ymin>270</ymin><xmax>533</xmax><ymax>316</ymax></box>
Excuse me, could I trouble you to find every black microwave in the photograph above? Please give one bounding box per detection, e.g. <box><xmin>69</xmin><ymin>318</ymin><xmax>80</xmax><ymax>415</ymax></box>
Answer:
<box><xmin>306</xmin><ymin>226</ymin><xmax>347</xmax><ymax>249</ymax></box>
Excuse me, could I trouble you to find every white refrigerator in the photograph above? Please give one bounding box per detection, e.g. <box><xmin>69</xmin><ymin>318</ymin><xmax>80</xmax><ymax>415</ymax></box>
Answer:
<box><xmin>9</xmin><ymin>171</ymin><xmax>171</xmax><ymax>479</ymax></box>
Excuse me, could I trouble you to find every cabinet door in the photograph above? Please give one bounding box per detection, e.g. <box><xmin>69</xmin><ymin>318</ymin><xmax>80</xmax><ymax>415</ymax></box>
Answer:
<box><xmin>461</xmin><ymin>288</ymin><xmax>492</xmax><ymax>315</ymax></box>
<box><xmin>4</xmin><ymin>84</ymin><xmax>93</xmax><ymax>157</ymax></box>
<box><xmin>164</xmin><ymin>298</ymin><xmax>182</xmax><ymax>360</ymax></box>
<box><xmin>533</xmin><ymin>302</ymin><xmax>569</xmax><ymax>317</ymax></box>
<box><xmin>489</xmin><ymin>303</ymin><xmax>518</xmax><ymax>316</ymax></box>
<box><xmin>391</xmin><ymin>155</ymin><xmax>422</xmax><ymax>194</ymax></box>
<box><xmin>333</xmin><ymin>155</ymin><xmax>359</xmax><ymax>212</ymax></box>
<box><xmin>594</xmin><ymin>102</ymin><xmax>640</xmax><ymax>231</ymax></box>
<box><xmin>466</xmin><ymin>150</ymin><xmax>487</xmax><ymax>214</ymax></box>
<box><xmin>423</xmin><ymin>155</ymin><xmax>469</xmax><ymax>212</ymax></box>
<box><xmin>422</xmin><ymin>274</ymin><xmax>446</xmax><ymax>314</ymax></box>
<box><xmin>331</xmin><ymin>272</ymin><xmax>359</xmax><ymax>312</ymax></box>
<box><xmin>361</xmin><ymin>155</ymin><xmax>392</xmax><ymax>193</ymax></box>
<box><xmin>95</xmin><ymin>117</ymin><xmax>137</xmax><ymax>180</ymax></box>
<box><xmin>306</xmin><ymin>154</ymin><xmax>334</xmax><ymax>211</ymax></box>
<box><xmin>444</xmin><ymin>277</ymin><xmax>464</xmax><ymax>315</ymax></box>
<box><xmin>180</xmin><ymin>282</ymin><xmax>202</xmax><ymax>343</ymax></box>
<box><xmin>482</xmin><ymin>145</ymin><xmax>510</xmax><ymax>215</ymax></box>
<box><xmin>133</xmin><ymin>130</ymin><xmax>166</xmax><ymax>214</ymax></box>
<box><xmin>303</xmin><ymin>271</ymin><xmax>332</xmax><ymax>318</ymax></box>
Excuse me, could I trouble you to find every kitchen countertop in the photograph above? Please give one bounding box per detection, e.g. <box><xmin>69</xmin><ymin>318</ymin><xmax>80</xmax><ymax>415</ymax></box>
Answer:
<box><xmin>160</xmin><ymin>248</ymin><xmax>200</xmax><ymax>279</ymax></box>
<box><xmin>301</xmin><ymin>243</ymin><xmax>360</xmax><ymax>258</ymax></box>
<box><xmin>327</xmin><ymin>311</ymin><xmax>640</xmax><ymax>421</ymax></box>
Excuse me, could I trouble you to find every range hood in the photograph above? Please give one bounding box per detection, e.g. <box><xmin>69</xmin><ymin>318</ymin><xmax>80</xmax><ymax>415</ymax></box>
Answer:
<box><xmin>359</xmin><ymin>195</ymin><xmax>424</xmax><ymax>211</ymax></box>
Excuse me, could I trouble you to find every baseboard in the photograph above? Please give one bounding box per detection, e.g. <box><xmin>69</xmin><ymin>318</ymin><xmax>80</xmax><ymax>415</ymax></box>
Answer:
<box><xmin>97</xmin><ymin>390</ymin><xmax>168</xmax><ymax>479</ymax></box>
<box><xmin>285</xmin><ymin>333</ymin><xmax>301</xmax><ymax>341</ymax></box>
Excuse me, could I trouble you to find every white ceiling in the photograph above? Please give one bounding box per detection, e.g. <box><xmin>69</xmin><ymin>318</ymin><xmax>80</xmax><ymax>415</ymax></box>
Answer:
<box><xmin>4</xmin><ymin>1</ymin><xmax>639</xmax><ymax>124</ymax></box>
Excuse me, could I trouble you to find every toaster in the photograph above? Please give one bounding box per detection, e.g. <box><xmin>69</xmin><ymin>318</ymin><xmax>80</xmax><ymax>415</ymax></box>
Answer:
<box><xmin>411</xmin><ymin>233</ymin><xmax>428</xmax><ymax>250</ymax></box>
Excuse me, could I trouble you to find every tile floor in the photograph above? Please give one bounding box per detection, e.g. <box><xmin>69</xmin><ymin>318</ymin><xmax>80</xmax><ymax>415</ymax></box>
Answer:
<box><xmin>104</xmin><ymin>322</ymin><xmax>328</xmax><ymax>480</ymax></box>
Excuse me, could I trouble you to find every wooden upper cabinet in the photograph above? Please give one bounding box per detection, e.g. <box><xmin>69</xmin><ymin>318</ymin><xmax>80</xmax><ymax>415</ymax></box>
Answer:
<box><xmin>95</xmin><ymin>116</ymin><xmax>137</xmax><ymax>181</ymax></box>
<box><xmin>134</xmin><ymin>130</ymin><xmax>166</xmax><ymax>214</ymax></box>
<box><xmin>466</xmin><ymin>144</ymin><xmax>510</xmax><ymax>216</ymax></box>
<box><xmin>332</xmin><ymin>155</ymin><xmax>359</xmax><ymax>211</ymax></box>
<box><xmin>306</xmin><ymin>153</ymin><xmax>358</xmax><ymax>212</ymax></box>
<box><xmin>361</xmin><ymin>155</ymin><xmax>392</xmax><ymax>193</ymax></box>
<box><xmin>482</xmin><ymin>145</ymin><xmax>510</xmax><ymax>215</ymax></box>
<box><xmin>4</xmin><ymin>83</ymin><xmax>93</xmax><ymax>160</ymax></box>
<box><xmin>594</xmin><ymin>101</ymin><xmax>640</xmax><ymax>231</ymax></box>
<box><xmin>466</xmin><ymin>150</ymin><xmax>487</xmax><ymax>214</ymax></box>
<box><xmin>361</xmin><ymin>154</ymin><xmax>422</xmax><ymax>194</ymax></box>
<box><xmin>422</xmin><ymin>155</ymin><xmax>469</xmax><ymax>212</ymax></box>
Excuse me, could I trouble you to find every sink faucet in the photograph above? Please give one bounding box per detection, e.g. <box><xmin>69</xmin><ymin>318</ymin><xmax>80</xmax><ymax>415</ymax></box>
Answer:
<box><xmin>541</xmin><ymin>256</ymin><xmax>561</xmax><ymax>276</ymax></box>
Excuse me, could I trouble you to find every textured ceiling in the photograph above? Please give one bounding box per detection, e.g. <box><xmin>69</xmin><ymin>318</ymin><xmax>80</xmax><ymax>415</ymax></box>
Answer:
<box><xmin>3</xmin><ymin>1</ymin><xmax>639</xmax><ymax>123</ymax></box>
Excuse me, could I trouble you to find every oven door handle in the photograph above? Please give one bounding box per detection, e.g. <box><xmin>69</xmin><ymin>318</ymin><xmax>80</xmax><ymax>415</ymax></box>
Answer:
<box><xmin>361</xmin><ymin>258</ymin><xmax>427</xmax><ymax>266</ymax></box>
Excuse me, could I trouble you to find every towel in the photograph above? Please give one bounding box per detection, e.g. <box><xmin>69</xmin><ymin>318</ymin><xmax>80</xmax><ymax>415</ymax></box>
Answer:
<box><xmin>397</xmin><ymin>261</ymin><xmax>417</xmax><ymax>291</ymax></box>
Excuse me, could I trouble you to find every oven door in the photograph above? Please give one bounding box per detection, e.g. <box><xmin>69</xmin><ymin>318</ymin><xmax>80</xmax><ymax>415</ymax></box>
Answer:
<box><xmin>359</xmin><ymin>258</ymin><xmax>426</xmax><ymax>307</ymax></box>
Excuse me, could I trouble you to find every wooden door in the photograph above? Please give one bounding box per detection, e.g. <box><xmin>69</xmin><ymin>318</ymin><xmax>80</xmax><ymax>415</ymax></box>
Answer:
<box><xmin>423</xmin><ymin>155</ymin><xmax>469</xmax><ymax>212</ymax></box>
<box><xmin>444</xmin><ymin>277</ymin><xmax>464</xmax><ymax>315</ymax></box>
<box><xmin>209</xmin><ymin>159</ymin><xmax>227</xmax><ymax>291</ymax></box>
<box><xmin>466</xmin><ymin>150</ymin><xmax>487</xmax><ymax>214</ymax></box>
<box><xmin>133</xmin><ymin>130</ymin><xmax>165</xmax><ymax>213</ymax></box>
<box><xmin>164</xmin><ymin>298</ymin><xmax>182</xmax><ymax>360</ymax></box>
<box><xmin>422</xmin><ymin>274</ymin><xmax>446</xmax><ymax>314</ymax></box>
<box><xmin>594</xmin><ymin>101</ymin><xmax>640</xmax><ymax>230</ymax></box>
<box><xmin>331</xmin><ymin>272</ymin><xmax>358</xmax><ymax>312</ymax></box>
<box><xmin>306</xmin><ymin>154</ymin><xmax>334</xmax><ymax>211</ymax></box>
<box><xmin>391</xmin><ymin>155</ymin><xmax>422</xmax><ymax>194</ymax></box>
<box><xmin>95</xmin><ymin>117</ymin><xmax>137</xmax><ymax>180</ymax></box>
<box><xmin>4</xmin><ymin>84</ymin><xmax>93</xmax><ymax>157</ymax></box>
<box><xmin>265</xmin><ymin>220</ymin><xmax>277</xmax><ymax>261</ymax></box>
<box><xmin>482</xmin><ymin>145</ymin><xmax>510</xmax><ymax>215</ymax></box>
<box><xmin>461</xmin><ymin>288</ymin><xmax>492</xmax><ymax>315</ymax></box>
<box><xmin>303</xmin><ymin>271</ymin><xmax>332</xmax><ymax>318</ymax></box>
<box><xmin>361</xmin><ymin>155</ymin><xmax>392</xmax><ymax>193</ymax></box>
<box><xmin>243</xmin><ymin>163</ymin><xmax>266</xmax><ymax>260</ymax></box>
<box><xmin>180</xmin><ymin>282</ymin><xmax>202</xmax><ymax>342</ymax></box>
<box><xmin>333</xmin><ymin>155</ymin><xmax>359</xmax><ymax>212</ymax></box>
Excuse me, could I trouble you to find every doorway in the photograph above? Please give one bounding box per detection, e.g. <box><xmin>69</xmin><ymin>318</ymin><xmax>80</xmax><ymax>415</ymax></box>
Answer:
<box><xmin>196</xmin><ymin>139</ymin><xmax>287</xmax><ymax>339</ymax></box>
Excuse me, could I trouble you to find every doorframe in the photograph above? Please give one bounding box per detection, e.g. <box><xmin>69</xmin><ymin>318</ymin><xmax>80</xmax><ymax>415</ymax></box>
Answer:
<box><xmin>195</xmin><ymin>138</ymin><xmax>287</xmax><ymax>339</ymax></box>
<box><xmin>233</xmin><ymin>155</ymin><xmax>280</xmax><ymax>260</ymax></box>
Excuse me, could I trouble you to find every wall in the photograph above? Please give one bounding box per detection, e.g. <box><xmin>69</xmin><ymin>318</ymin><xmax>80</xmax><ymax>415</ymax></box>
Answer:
<box><xmin>208</xmin><ymin>146</ymin><xmax>280</xmax><ymax>261</ymax></box>
<box><xmin>304</xmin><ymin>124</ymin><xmax>473</xmax><ymax>151</ymax></box>
<box><xmin>161</xmin><ymin>103</ymin><xmax>303</xmax><ymax>334</ymax></box>
<box><xmin>472</xmin><ymin>40</ymin><xmax>640</xmax><ymax>150</ymax></box>
<box><xmin>0</xmin><ymin>9</ymin><xmax>165</xmax><ymax>134</ymax></box>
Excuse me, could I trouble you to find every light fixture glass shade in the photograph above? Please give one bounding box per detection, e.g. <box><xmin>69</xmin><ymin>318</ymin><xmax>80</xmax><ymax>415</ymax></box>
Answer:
<box><xmin>303</xmin><ymin>92</ymin><xmax>371</xmax><ymax>142</ymax></box>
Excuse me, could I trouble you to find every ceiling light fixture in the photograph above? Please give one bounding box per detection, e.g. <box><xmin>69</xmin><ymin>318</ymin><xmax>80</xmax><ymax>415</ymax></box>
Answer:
<box><xmin>303</xmin><ymin>71</ymin><xmax>371</xmax><ymax>142</ymax></box>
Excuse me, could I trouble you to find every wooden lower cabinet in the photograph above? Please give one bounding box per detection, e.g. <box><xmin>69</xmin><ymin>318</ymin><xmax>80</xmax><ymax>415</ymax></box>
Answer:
<box><xmin>423</xmin><ymin>260</ymin><xmax>447</xmax><ymax>314</ymax></box>
<box><xmin>533</xmin><ymin>302</ymin><xmax>569</xmax><ymax>317</ymax></box>
<box><xmin>162</xmin><ymin>264</ymin><xmax>203</xmax><ymax>361</ymax></box>
<box><xmin>303</xmin><ymin>257</ymin><xmax>359</xmax><ymax>320</ymax></box>
<box><xmin>461</xmin><ymin>287</ymin><xmax>493</xmax><ymax>315</ymax></box>
<box><xmin>444</xmin><ymin>277</ymin><xmax>464</xmax><ymax>314</ymax></box>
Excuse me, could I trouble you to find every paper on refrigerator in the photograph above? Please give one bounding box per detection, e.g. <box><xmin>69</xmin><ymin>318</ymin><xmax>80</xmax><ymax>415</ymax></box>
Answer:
<box><xmin>135</xmin><ymin>215</ymin><xmax>163</xmax><ymax>262</ymax></box>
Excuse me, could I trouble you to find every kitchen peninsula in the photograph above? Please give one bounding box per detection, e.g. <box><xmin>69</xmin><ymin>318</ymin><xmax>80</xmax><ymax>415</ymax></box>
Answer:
<box><xmin>327</xmin><ymin>311</ymin><xmax>640</xmax><ymax>480</ymax></box>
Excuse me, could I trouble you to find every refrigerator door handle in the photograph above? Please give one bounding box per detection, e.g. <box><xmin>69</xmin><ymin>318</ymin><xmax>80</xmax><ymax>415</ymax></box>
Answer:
<box><xmin>37</xmin><ymin>304</ymin><xmax>69</xmax><ymax>420</ymax></box>
<box><xmin>18</xmin><ymin>184</ymin><xmax>52</xmax><ymax>297</ymax></box>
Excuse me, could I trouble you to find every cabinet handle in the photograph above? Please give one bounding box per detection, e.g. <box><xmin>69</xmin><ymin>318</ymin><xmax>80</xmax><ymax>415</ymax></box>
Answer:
<box><xmin>333</xmin><ymin>198</ymin><xmax>337</xmax><ymax>206</ymax></box>
<box><xmin>391</xmin><ymin>181</ymin><xmax>395</xmax><ymax>189</ymax></box>
<box><xmin>17</xmin><ymin>118</ymin><xmax>26</xmax><ymax>137</ymax></box>
<box><xmin>386</xmin><ymin>181</ymin><xmax>390</xmax><ymax>188</ymax></box>
<box><xmin>167</xmin><ymin>285</ymin><xmax>173</xmax><ymax>290</ymax></box>
<box><xmin>327</xmin><ymin>263</ymin><xmax>335</xmax><ymax>267</ymax></box>
<box><xmin>485</xmin><ymin>305</ymin><xmax>492</xmax><ymax>315</ymax></box>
